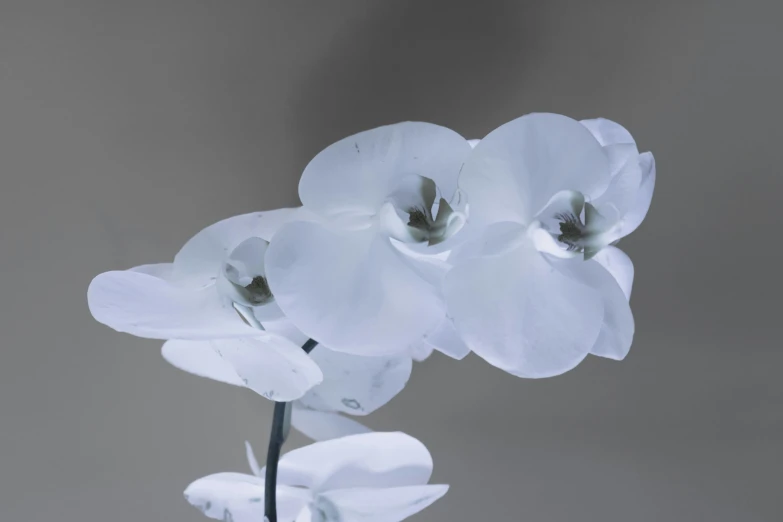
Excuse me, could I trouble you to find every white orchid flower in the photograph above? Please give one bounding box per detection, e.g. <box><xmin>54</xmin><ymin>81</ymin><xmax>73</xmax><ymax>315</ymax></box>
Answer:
<box><xmin>444</xmin><ymin>113</ymin><xmax>655</xmax><ymax>378</ymax></box>
<box><xmin>264</xmin><ymin>122</ymin><xmax>474</xmax><ymax>357</ymax></box>
<box><xmin>87</xmin><ymin>209</ymin><xmax>323</xmax><ymax>401</ymax></box>
<box><xmin>185</xmin><ymin>432</ymin><xmax>449</xmax><ymax>522</ymax></box>
<box><xmin>163</xmin><ymin>322</ymin><xmax>412</xmax><ymax>441</ymax></box>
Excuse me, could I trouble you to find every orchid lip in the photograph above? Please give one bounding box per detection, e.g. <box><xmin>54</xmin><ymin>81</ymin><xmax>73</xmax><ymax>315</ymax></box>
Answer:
<box><xmin>379</xmin><ymin>174</ymin><xmax>466</xmax><ymax>246</ymax></box>
<box><xmin>533</xmin><ymin>190</ymin><xmax>617</xmax><ymax>259</ymax></box>
<box><xmin>218</xmin><ymin>236</ymin><xmax>276</xmax><ymax>308</ymax></box>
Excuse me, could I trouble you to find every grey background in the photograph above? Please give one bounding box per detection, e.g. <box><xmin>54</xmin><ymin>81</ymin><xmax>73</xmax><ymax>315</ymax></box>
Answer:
<box><xmin>1</xmin><ymin>1</ymin><xmax>780</xmax><ymax>521</ymax></box>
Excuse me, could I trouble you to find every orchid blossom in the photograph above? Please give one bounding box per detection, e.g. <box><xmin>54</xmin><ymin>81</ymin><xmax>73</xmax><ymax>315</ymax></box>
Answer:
<box><xmin>185</xmin><ymin>432</ymin><xmax>448</xmax><ymax>522</ymax></box>
<box><xmin>444</xmin><ymin>113</ymin><xmax>654</xmax><ymax>378</ymax></box>
<box><xmin>264</xmin><ymin>123</ymin><xmax>474</xmax><ymax>357</ymax></box>
<box><xmin>87</xmin><ymin>210</ymin><xmax>323</xmax><ymax>401</ymax></box>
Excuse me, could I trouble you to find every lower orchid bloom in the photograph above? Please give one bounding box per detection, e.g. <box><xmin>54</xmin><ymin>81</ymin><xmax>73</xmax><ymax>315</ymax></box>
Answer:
<box><xmin>163</xmin><ymin>323</ymin><xmax>412</xmax><ymax>441</ymax></box>
<box><xmin>185</xmin><ymin>432</ymin><xmax>449</xmax><ymax>522</ymax></box>
<box><xmin>444</xmin><ymin>113</ymin><xmax>655</xmax><ymax>378</ymax></box>
<box><xmin>87</xmin><ymin>209</ymin><xmax>324</xmax><ymax>401</ymax></box>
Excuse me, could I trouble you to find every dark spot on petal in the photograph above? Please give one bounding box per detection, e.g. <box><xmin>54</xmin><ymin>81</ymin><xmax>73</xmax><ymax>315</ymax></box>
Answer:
<box><xmin>342</xmin><ymin>398</ymin><xmax>361</xmax><ymax>410</ymax></box>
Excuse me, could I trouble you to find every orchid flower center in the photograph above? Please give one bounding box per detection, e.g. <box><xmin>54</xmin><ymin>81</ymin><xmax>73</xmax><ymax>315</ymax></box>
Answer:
<box><xmin>218</xmin><ymin>237</ymin><xmax>274</xmax><ymax>307</ymax></box>
<box><xmin>531</xmin><ymin>190</ymin><xmax>615</xmax><ymax>260</ymax></box>
<box><xmin>379</xmin><ymin>174</ymin><xmax>466</xmax><ymax>246</ymax></box>
<box><xmin>241</xmin><ymin>275</ymin><xmax>273</xmax><ymax>305</ymax></box>
<box><xmin>555</xmin><ymin>211</ymin><xmax>590</xmax><ymax>252</ymax></box>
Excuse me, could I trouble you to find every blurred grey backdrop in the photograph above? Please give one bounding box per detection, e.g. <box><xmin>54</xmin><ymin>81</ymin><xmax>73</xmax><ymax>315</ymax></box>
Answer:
<box><xmin>1</xmin><ymin>1</ymin><xmax>781</xmax><ymax>521</ymax></box>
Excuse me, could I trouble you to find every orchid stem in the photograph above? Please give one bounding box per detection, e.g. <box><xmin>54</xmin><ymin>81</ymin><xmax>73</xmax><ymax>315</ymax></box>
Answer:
<box><xmin>264</xmin><ymin>338</ymin><xmax>318</xmax><ymax>522</ymax></box>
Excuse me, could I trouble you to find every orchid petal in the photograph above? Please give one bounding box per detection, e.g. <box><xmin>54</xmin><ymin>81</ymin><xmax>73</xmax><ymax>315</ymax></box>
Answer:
<box><xmin>580</xmin><ymin>117</ymin><xmax>636</xmax><ymax>147</ymax></box>
<box><xmin>459</xmin><ymin>113</ymin><xmax>610</xmax><ymax>228</ymax></box>
<box><xmin>261</xmin><ymin>317</ymin><xmax>311</xmax><ymax>347</ymax></box>
<box><xmin>591</xmin><ymin>157</ymin><xmax>643</xmax><ymax>219</ymax></box>
<box><xmin>613</xmin><ymin>151</ymin><xmax>656</xmax><ymax>240</ymax></box>
<box><xmin>445</xmin><ymin>229</ymin><xmax>604</xmax><ymax>378</ymax></box>
<box><xmin>298</xmin><ymin>122</ymin><xmax>471</xmax><ymax>220</ymax></box>
<box><xmin>130</xmin><ymin>262</ymin><xmax>175</xmax><ymax>278</ymax></box>
<box><xmin>315</xmin><ymin>484</ymin><xmax>449</xmax><ymax>522</ymax></box>
<box><xmin>547</xmin><ymin>255</ymin><xmax>635</xmax><ymax>361</ymax></box>
<box><xmin>408</xmin><ymin>343</ymin><xmax>435</xmax><ymax>362</ymax></box>
<box><xmin>298</xmin><ymin>349</ymin><xmax>411</xmax><ymax>415</ymax></box>
<box><xmin>174</xmin><ymin>208</ymin><xmax>301</xmax><ymax>285</ymax></box>
<box><xmin>88</xmin><ymin>269</ymin><xmax>256</xmax><ymax>340</ymax></box>
<box><xmin>296</xmin><ymin>507</ymin><xmax>313</xmax><ymax>522</ymax></box>
<box><xmin>592</xmin><ymin>246</ymin><xmax>634</xmax><ymax>301</ymax></box>
<box><xmin>273</xmin><ymin>432</ymin><xmax>433</xmax><ymax>492</ymax></box>
<box><xmin>420</xmin><ymin>317</ymin><xmax>470</xmax><ymax>360</ymax></box>
<box><xmin>184</xmin><ymin>472</ymin><xmax>309</xmax><ymax>522</ymax></box>
<box><xmin>162</xmin><ymin>337</ymin><xmax>322</xmax><ymax>401</ymax></box>
<box><xmin>162</xmin><ymin>339</ymin><xmax>244</xmax><ymax>386</ymax></box>
<box><xmin>291</xmin><ymin>405</ymin><xmax>372</xmax><ymax>442</ymax></box>
<box><xmin>245</xmin><ymin>441</ymin><xmax>263</xmax><ymax>478</ymax></box>
<box><xmin>580</xmin><ymin>117</ymin><xmax>639</xmax><ymax>175</ymax></box>
<box><xmin>211</xmin><ymin>337</ymin><xmax>323</xmax><ymax>401</ymax></box>
<box><xmin>266</xmin><ymin>221</ymin><xmax>443</xmax><ymax>356</ymax></box>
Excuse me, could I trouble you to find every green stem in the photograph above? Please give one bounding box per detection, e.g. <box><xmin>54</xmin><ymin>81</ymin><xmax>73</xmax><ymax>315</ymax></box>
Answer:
<box><xmin>264</xmin><ymin>338</ymin><xmax>318</xmax><ymax>522</ymax></box>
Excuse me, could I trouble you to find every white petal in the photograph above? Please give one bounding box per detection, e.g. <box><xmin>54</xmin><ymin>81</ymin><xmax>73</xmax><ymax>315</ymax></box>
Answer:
<box><xmin>262</xmin><ymin>317</ymin><xmax>311</xmax><ymax>347</ymax></box>
<box><xmin>408</xmin><ymin>342</ymin><xmax>434</xmax><ymax>362</ymax></box>
<box><xmin>387</xmin><ymin>237</ymin><xmax>452</xmax><ymax>286</ymax></box>
<box><xmin>580</xmin><ymin>117</ymin><xmax>636</xmax><ymax>147</ymax></box>
<box><xmin>184</xmin><ymin>472</ymin><xmax>309</xmax><ymax>522</ymax></box>
<box><xmin>297</xmin><ymin>349</ymin><xmax>412</xmax><ymax>415</ymax></box>
<box><xmin>298</xmin><ymin>122</ymin><xmax>471</xmax><ymax>219</ymax></box>
<box><xmin>580</xmin><ymin>117</ymin><xmax>639</xmax><ymax>176</ymax></box>
<box><xmin>162</xmin><ymin>339</ymin><xmax>244</xmax><ymax>386</ymax></box>
<box><xmin>211</xmin><ymin>337</ymin><xmax>323</xmax><ymax>402</ymax></box>
<box><xmin>173</xmin><ymin>208</ymin><xmax>301</xmax><ymax>285</ymax></box>
<box><xmin>291</xmin><ymin>405</ymin><xmax>372</xmax><ymax>442</ymax></box>
<box><xmin>528</xmin><ymin>221</ymin><xmax>580</xmax><ymax>259</ymax></box>
<box><xmin>130</xmin><ymin>262</ymin><xmax>175</xmax><ymax>278</ymax></box>
<box><xmin>162</xmin><ymin>337</ymin><xmax>323</xmax><ymax>401</ymax></box>
<box><xmin>296</xmin><ymin>507</ymin><xmax>313</xmax><ymax>522</ymax></box>
<box><xmin>273</xmin><ymin>432</ymin><xmax>433</xmax><ymax>491</ymax></box>
<box><xmin>446</xmin><ymin>221</ymin><xmax>529</xmax><ymax>265</ymax></box>
<box><xmin>592</xmin><ymin>246</ymin><xmax>634</xmax><ymax>301</ymax></box>
<box><xmin>613</xmin><ymin>151</ymin><xmax>656</xmax><ymax>239</ymax></box>
<box><xmin>467</xmin><ymin>139</ymin><xmax>480</xmax><ymax>148</ymax></box>
<box><xmin>591</xmin><ymin>157</ymin><xmax>643</xmax><ymax>219</ymax></box>
<box><xmin>266</xmin><ymin>222</ymin><xmax>444</xmax><ymax>356</ymax></box>
<box><xmin>315</xmin><ymin>485</ymin><xmax>449</xmax><ymax>522</ymax></box>
<box><xmin>459</xmin><ymin>113</ymin><xmax>610</xmax><ymax>228</ymax></box>
<box><xmin>420</xmin><ymin>317</ymin><xmax>470</xmax><ymax>360</ymax></box>
<box><xmin>88</xmin><ymin>270</ymin><xmax>257</xmax><ymax>340</ymax></box>
<box><xmin>245</xmin><ymin>441</ymin><xmax>263</xmax><ymax>477</ymax></box>
<box><xmin>445</xmin><ymin>232</ymin><xmax>604</xmax><ymax>378</ymax></box>
<box><xmin>247</xmin><ymin>299</ymin><xmax>286</xmax><ymax>323</ymax></box>
<box><xmin>547</xmin><ymin>256</ymin><xmax>635</xmax><ymax>361</ymax></box>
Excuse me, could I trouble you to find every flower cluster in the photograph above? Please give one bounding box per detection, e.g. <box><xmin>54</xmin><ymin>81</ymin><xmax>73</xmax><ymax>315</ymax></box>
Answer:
<box><xmin>88</xmin><ymin>113</ymin><xmax>654</xmax><ymax>522</ymax></box>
